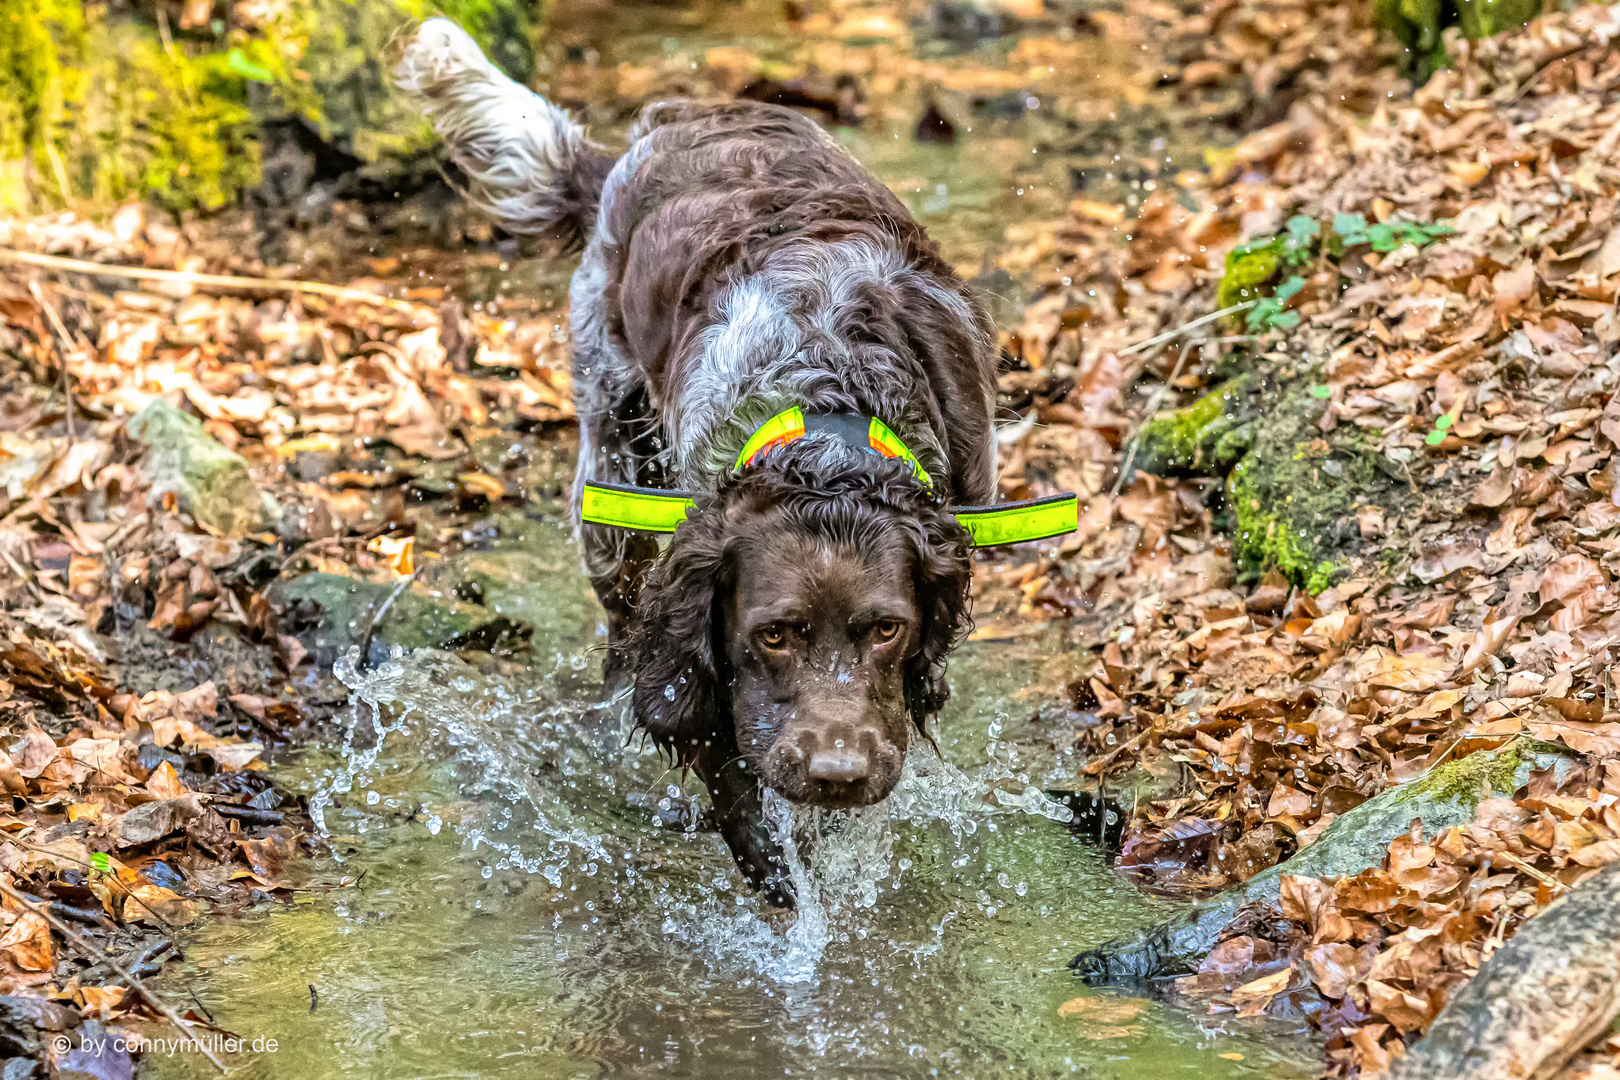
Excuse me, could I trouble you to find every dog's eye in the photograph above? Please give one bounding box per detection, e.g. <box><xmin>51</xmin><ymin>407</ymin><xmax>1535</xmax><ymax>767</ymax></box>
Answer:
<box><xmin>758</xmin><ymin>625</ymin><xmax>788</xmax><ymax>650</ymax></box>
<box><xmin>872</xmin><ymin>620</ymin><xmax>902</xmax><ymax>643</ymax></box>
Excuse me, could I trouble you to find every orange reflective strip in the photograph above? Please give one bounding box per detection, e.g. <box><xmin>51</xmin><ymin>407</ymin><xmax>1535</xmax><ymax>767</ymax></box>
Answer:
<box><xmin>867</xmin><ymin>417</ymin><xmax>931</xmax><ymax>487</ymax></box>
<box><xmin>735</xmin><ymin>408</ymin><xmax>806</xmax><ymax>471</ymax></box>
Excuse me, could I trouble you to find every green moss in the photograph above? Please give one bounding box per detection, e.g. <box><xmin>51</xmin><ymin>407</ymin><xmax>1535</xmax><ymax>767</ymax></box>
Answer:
<box><xmin>277</xmin><ymin>0</ymin><xmax>545</xmax><ymax>165</ymax></box>
<box><xmin>1376</xmin><ymin>0</ymin><xmax>1539</xmax><ymax>76</ymax></box>
<box><xmin>1137</xmin><ymin>376</ymin><xmax>1255</xmax><ymax>476</ymax></box>
<box><xmin>1394</xmin><ymin>745</ymin><xmax>1525</xmax><ymax>806</ymax></box>
<box><xmin>0</xmin><ymin>2</ymin><xmax>260</xmax><ymax>211</ymax></box>
<box><xmin>1224</xmin><ymin>385</ymin><xmax>1388</xmax><ymax>593</ymax></box>
<box><xmin>1216</xmin><ymin>237</ymin><xmax>1284</xmax><ymax>311</ymax></box>
<box><xmin>1229</xmin><ymin>456</ymin><xmax>1339</xmax><ymax>592</ymax></box>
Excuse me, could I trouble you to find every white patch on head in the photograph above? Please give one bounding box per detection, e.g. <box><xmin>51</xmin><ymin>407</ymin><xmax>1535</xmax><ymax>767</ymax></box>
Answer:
<box><xmin>670</xmin><ymin>278</ymin><xmax>802</xmax><ymax>462</ymax></box>
<box><xmin>395</xmin><ymin>18</ymin><xmax>587</xmax><ymax>235</ymax></box>
<box><xmin>668</xmin><ymin>238</ymin><xmax>968</xmax><ymax>484</ymax></box>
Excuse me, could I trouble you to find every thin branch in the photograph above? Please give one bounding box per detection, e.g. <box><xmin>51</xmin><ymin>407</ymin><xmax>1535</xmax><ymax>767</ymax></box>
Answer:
<box><xmin>1117</xmin><ymin>301</ymin><xmax>1255</xmax><ymax>356</ymax></box>
<box><xmin>0</xmin><ymin>248</ymin><xmax>431</xmax><ymax>320</ymax></box>
<box><xmin>0</xmin><ymin>878</ymin><xmax>226</xmax><ymax>1073</ymax></box>
<box><xmin>359</xmin><ymin>571</ymin><xmax>417</xmax><ymax>670</ymax></box>
<box><xmin>1111</xmin><ymin>338</ymin><xmax>1199</xmax><ymax>498</ymax></box>
<box><xmin>5</xmin><ymin>837</ymin><xmax>179</xmax><ymax>928</ymax></box>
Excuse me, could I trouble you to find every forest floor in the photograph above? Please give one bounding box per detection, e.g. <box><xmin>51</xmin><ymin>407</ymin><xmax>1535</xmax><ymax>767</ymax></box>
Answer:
<box><xmin>1</xmin><ymin>0</ymin><xmax>1620</xmax><ymax>1076</ymax></box>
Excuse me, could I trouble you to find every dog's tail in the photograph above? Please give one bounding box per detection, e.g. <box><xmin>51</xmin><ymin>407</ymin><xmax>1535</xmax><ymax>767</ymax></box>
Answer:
<box><xmin>395</xmin><ymin>18</ymin><xmax>610</xmax><ymax>249</ymax></box>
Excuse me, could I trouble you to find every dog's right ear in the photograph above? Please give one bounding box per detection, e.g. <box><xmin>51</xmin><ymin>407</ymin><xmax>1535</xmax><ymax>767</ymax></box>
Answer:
<box><xmin>628</xmin><ymin>509</ymin><xmax>731</xmax><ymax>763</ymax></box>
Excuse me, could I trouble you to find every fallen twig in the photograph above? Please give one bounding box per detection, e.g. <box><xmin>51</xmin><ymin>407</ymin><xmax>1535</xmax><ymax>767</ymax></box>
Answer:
<box><xmin>0</xmin><ymin>247</ymin><xmax>431</xmax><ymax>320</ymax></box>
<box><xmin>1111</xmin><ymin>339</ymin><xmax>1199</xmax><ymax>498</ymax></box>
<box><xmin>359</xmin><ymin>571</ymin><xmax>417</xmax><ymax>670</ymax></box>
<box><xmin>27</xmin><ymin>280</ymin><xmax>81</xmax><ymax>440</ymax></box>
<box><xmin>0</xmin><ymin>877</ymin><xmax>226</xmax><ymax>1073</ymax></box>
<box><xmin>1117</xmin><ymin>301</ymin><xmax>1255</xmax><ymax>356</ymax></box>
<box><xmin>4</xmin><ymin>837</ymin><xmax>179</xmax><ymax>929</ymax></box>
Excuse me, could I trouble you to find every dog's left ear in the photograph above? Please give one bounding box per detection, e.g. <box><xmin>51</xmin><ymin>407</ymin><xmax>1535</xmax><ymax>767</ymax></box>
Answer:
<box><xmin>628</xmin><ymin>510</ymin><xmax>731</xmax><ymax>763</ymax></box>
<box><xmin>904</xmin><ymin>506</ymin><xmax>974</xmax><ymax>730</ymax></box>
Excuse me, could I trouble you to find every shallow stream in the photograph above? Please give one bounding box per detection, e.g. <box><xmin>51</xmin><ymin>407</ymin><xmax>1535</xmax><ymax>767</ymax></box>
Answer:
<box><xmin>152</xmin><ymin>519</ymin><xmax>1318</xmax><ymax>1079</ymax></box>
<box><xmin>151</xmin><ymin>3</ymin><xmax>1317</xmax><ymax>1075</ymax></box>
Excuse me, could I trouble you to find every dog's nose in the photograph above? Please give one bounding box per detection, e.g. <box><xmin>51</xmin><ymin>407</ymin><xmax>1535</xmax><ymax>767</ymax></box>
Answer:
<box><xmin>807</xmin><ymin>747</ymin><xmax>871</xmax><ymax>784</ymax></box>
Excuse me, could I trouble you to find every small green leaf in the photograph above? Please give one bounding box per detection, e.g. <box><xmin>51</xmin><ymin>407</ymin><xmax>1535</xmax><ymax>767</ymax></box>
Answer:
<box><xmin>1282</xmin><ymin>216</ymin><xmax>1320</xmax><ymax>265</ymax></box>
<box><xmin>1425</xmin><ymin>429</ymin><xmax>1446</xmax><ymax>446</ymax></box>
<box><xmin>1332</xmin><ymin>212</ymin><xmax>1370</xmax><ymax>243</ymax></box>
<box><xmin>89</xmin><ymin>852</ymin><xmax>111</xmax><ymax>873</ymax></box>
<box><xmin>1368</xmin><ymin>223</ymin><xmax>1399</xmax><ymax>252</ymax></box>
<box><xmin>1435</xmin><ymin>414</ymin><xmax>1454</xmax><ymax>430</ymax></box>
<box><xmin>227</xmin><ymin>48</ymin><xmax>275</xmax><ymax>83</ymax></box>
<box><xmin>1311</xmin><ymin>384</ymin><xmax>1332</xmax><ymax>399</ymax></box>
<box><xmin>1275</xmin><ymin>275</ymin><xmax>1306</xmax><ymax>301</ymax></box>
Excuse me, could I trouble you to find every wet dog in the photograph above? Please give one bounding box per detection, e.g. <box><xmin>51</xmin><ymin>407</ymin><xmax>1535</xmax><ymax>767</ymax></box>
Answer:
<box><xmin>398</xmin><ymin>20</ymin><xmax>1000</xmax><ymax>904</ymax></box>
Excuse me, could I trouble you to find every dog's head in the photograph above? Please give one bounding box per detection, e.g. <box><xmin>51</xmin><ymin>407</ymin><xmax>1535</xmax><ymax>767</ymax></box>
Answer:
<box><xmin>629</xmin><ymin>442</ymin><xmax>973</xmax><ymax>809</ymax></box>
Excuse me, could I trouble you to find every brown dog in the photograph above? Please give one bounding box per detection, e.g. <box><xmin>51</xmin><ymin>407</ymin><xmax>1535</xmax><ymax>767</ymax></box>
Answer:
<box><xmin>399</xmin><ymin>21</ymin><xmax>1003</xmax><ymax>904</ymax></box>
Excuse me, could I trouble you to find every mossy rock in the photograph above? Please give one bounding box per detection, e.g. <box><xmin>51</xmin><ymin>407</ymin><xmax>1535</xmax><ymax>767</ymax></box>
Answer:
<box><xmin>269</xmin><ymin>571</ymin><xmax>533</xmax><ymax>668</ymax></box>
<box><xmin>1072</xmin><ymin>743</ymin><xmax>1575</xmax><ymax>985</ymax></box>
<box><xmin>1225</xmin><ymin>383</ymin><xmax>1388</xmax><ymax>593</ymax></box>
<box><xmin>0</xmin><ymin>0</ymin><xmax>546</xmax><ymax>213</ymax></box>
<box><xmin>1136</xmin><ymin>377</ymin><xmax>1256</xmax><ymax>476</ymax></box>
<box><xmin>276</xmin><ymin>0</ymin><xmax>546</xmax><ymax>169</ymax></box>
<box><xmin>1</xmin><ymin>0</ymin><xmax>262</xmax><ymax>212</ymax></box>
<box><xmin>127</xmin><ymin>400</ymin><xmax>277</xmax><ymax>537</ymax></box>
<box><xmin>1375</xmin><ymin>0</ymin><xmax>1539</xmax><ymax>75</ymax></box>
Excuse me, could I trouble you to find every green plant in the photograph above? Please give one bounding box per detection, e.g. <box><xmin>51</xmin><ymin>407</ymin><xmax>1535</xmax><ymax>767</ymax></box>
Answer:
<box><xmin>1331</xmin><ymin>212</ymin><xmax>1454</xmax><ymax>252</ymax></box>
<box><xmin>1215</xmin><ymin>212</ymin><xmax>1453</xmax><ymax>330</ymax></box>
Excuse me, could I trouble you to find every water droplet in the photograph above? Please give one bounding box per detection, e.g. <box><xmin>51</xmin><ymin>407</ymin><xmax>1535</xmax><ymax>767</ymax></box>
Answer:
<box><xmin>365</xmin><ymin>790</ymin><xmax>380</xmax><ymax>806</ymax></box>
<box><xmin>481</xmin><ymin>865</ymin><xmax>494</xmax><ymax>879</ymax></box>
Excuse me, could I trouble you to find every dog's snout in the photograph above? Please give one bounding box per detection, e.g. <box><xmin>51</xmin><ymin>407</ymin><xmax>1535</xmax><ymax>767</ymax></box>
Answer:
<box><xmin>807</xmin><ymin>746</ymin><xmax>871</xmax><ymax>784</ymax></box>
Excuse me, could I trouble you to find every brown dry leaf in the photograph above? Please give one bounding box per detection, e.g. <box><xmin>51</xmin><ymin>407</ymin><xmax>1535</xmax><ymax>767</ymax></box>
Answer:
<box><xmin>1056</xmin><ymin>996</ymin><xmax>1149</xmax><ymax>1023</ymax></box>
<box><xmin>1456</xmin><ymin>609</ymin><xmax>1523</xmax><ymax>677</ymax></box>
<box><xmin>10</xmin><ymin>730</ymin><xmax>58</xmax><ymax>779</ymax></box>
<box><xmin>128</xmin><ymin>883</ymin><xmax>200</xmax><ymax>925</ymax></box>
<box><xmin>1304</xmin><ymin>942</ymin><xmax>1361</xmax><ymax>998</ymax></box>
<box><xmin>1336</xmin><ymin>869</ymin><xmax>1406</xmax><ymax>914</ymax></box>
<box><xmin>1368</xmin><ymin>653</ymin><xmax>1453</xmax><ymax>692</ymax></box>
<box><xmin>75</xmin><ymin>986</ymin><xmax>128</xmax><ymax>1019</ymax></box>
<box><xmin>1282</xmin><ymin>874</ymin><xmax>1354</xmax><ymax>942</ymax></box>
<box><xmin>0</xmin><ymin>911</ymin><xmax>52</xmax><ymax>972</ymax></box>
<box><xmin>1525</xmin><ymin>720</ymin><xmax>1620</xmax><ymax>758</ymax></box>
<box><xmin>236</xmin><ymin>830</ymin><xmax>298</xmax><ymax>888</ymax></box>
<box><xmin>1266</xmin><ymin>785</ymin><xmax>1313</xmax><ymax>818</ymax></box>
<box><xmin>1493</xmin><ymin>260</ymin><xmax>1537</xmax><ymax>317</ymax></box>
<box><xmin>205</xmin><ymin>740</ymin><xmax>264</xmax><ymax>771</ymax></box>
<box><xmin>1231</xmin><ymin>968</ymin><xmax>1292</xmax><ymax>1016</ymax></box>
<box><xmin>115</xmin><ymin>792</ymin><xmax>210</xmax><ymax>847</ymax></box>
<box><xmin>145</xmin><ymin>761</ymin><xmax>187</xmax><ymax>800</ymax></box>
<box><xmin>1367</xmin><ymin>978</ymin><xmax>1433</xmax><ymax>1033</ymax></box>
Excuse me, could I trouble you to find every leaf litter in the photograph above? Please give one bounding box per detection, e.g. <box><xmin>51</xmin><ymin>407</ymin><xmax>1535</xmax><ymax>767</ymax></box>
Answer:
<box><xmin>992</xmin><ymin>4</ymin><xmax>1620</xmax><ymax>1075</ymax></box>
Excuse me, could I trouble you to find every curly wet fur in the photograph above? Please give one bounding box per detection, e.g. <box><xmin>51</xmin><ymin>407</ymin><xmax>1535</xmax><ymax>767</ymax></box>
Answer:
<box><xmin>396</xmin><ymin>19</ymin><xmax>612</xmax><ymax>249</ymax></box>
<box><xmin>628</xmin><ymin>442</ymin><xmax>973</xmax><ymax>763</ymax></box>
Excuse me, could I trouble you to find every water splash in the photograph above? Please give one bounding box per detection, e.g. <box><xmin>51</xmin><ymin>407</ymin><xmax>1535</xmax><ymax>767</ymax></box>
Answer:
<box><xmin>315</xmin><ymin>648</ymin><xmax>612</xmax><ymax>885</ymax></box>
<box><xmin>311</xmin><ymin>647</ymin><xmax>1073</xmax><ymax>984</ymax></box>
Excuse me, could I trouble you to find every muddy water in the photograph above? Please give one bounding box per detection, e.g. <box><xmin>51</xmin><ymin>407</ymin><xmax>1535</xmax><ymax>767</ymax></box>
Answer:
<box><xmin>152</xmin><ymin>521</ymin><xmax>1316</xmax><ymax>1079</ymax></box>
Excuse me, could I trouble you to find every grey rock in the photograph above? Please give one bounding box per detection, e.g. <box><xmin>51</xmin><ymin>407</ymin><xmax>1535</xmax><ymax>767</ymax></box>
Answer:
<box><xmin>268</xmin><ymin>572</ymin><xmax>531</xmax><ymax>668</ymax></box>
<box><xmin>126</xmin><ymin>402</ymin><xmax>276</xmax><ymax>537</ymax></box>
<box><xmin>1388</xmin><ymin>857</ymin><xmax>1620</xmax><ymax>1080</ymax></box>
<box><xmin>1072</xmin><ymin>744</ymin><xmax>1574</xmax><ymax>984</ymax></box>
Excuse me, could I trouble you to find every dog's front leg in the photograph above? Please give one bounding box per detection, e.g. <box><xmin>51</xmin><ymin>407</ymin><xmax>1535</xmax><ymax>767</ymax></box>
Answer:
<box><xmin>691</xmin><ymin>735</ymin><xmax>794</xmax><ymax>908</ymax></box>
